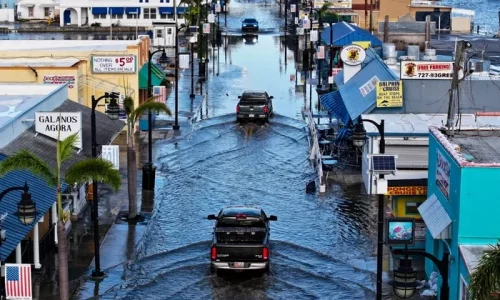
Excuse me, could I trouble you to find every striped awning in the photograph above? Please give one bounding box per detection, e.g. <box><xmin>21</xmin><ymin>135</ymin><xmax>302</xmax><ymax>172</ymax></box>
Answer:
<box><xmin>319</xmin><ymin>90</ymin><xmax>350</xmax><ymax>124</ymax></box>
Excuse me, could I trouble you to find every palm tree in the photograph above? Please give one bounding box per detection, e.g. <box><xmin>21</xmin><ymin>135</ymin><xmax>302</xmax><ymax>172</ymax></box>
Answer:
<box><xmin>123</xmin><ymin>95</ymin><xmax>171</xmax><ymax>220</ymax></box>
<box><xmin>469</xmin><ymin>242</ymin><xmax>500</xmax><ymax>300</ymax></box>
<box><xmin>0</xmin><ymin>133</ymin><xmax>121</xmax><ymax>300</ymax></box>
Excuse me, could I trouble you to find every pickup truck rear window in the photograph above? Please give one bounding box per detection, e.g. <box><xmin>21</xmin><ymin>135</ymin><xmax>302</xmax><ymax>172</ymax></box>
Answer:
<box><xmin>240</xmin><ymin>98</ymin><xmax>267</xmax><ymax>105</ymax></box>
<box><xmin>218</xmin><ymin>218</ymin><xmax>265</xmax><ymax>227</ymax></box>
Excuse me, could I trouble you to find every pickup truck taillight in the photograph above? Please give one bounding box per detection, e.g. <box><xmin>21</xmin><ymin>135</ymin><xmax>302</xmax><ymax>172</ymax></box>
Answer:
<box><xmin>262</xmin><ymin>247</ymin><xmax>269</xmax><ymax>260</ymax></box>
<box><xmin>211</xmin><ymin>247</ymin><xmax>217</xmax><ymax>260</ymax></box>
<box><xmin>263</xmin><ymin>105</ymin><xmax>269</xmax><ymax>114</ymax></box>
<box><xmin>236</xmin><ymin>105</ymin><xmax>240</xmax><ymax>113</ymax></box>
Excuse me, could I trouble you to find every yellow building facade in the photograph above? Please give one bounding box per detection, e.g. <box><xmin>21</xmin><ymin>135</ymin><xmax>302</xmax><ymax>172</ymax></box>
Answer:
<box><xmin>0</xmin><ymin>37</ymin><xmax>163</xmax><ymax>113</ymax></box>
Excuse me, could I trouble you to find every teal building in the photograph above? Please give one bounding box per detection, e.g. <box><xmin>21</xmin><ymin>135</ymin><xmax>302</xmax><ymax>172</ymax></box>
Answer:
<box><xmin>422</xmin><ymin>126</ymin><xmax>500</xmax><ymax>299</ymax></box>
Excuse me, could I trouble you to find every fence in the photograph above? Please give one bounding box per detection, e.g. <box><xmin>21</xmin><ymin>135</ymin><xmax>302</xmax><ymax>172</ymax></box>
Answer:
<box><xmin>304</xmin><ymin>109</ymin><xmax>325</xmax><ymax>192</ymax></box>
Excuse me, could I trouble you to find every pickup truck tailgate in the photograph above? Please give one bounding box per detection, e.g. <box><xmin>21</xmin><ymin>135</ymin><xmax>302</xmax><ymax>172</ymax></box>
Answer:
<box><xmin>214</xmin><ymin>244</ymin><xmax>265</xmax><ymax>261</ymax></box>
<box><xmin>214</xmin><ymin>226</ymin><xmax>266</xmax><ymax>261</ymax></box>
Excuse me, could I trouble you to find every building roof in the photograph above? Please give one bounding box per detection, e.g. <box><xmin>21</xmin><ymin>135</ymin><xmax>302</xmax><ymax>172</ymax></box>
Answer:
<box><xmin>327</xmin><ymin>48</ymin><xmax>398</xmax><ymax>123</ymax></box>
<box><xmin>0</xmin><ymin>153</ymin><xmax>62</xmax><ymax>260</ymax></box>
<box><xmin>0</xmin><ymin>58</ymin><xmax>80</xmax><ymax>68</ymax></box>
<box><xmin>360</xmin><ymin>113</ymin><xmax>500</xmax><ymax>136</ymax></box>
<box><xmin>1</xmin><ymin>99</ymin><xmax>125</xmax><ymax>175</ymax></box>
<box><xmin>0</xmin><ymin>84</ymin><xmax>63</xmax><ymax>131</ymax></box>
<box><xmin>430</xmin><ymin>126</ymin><xmax>500</xmax><ymax>166</ymax></box>
<box><xmin>459</xmin><ymin>245</ymin><xmax>492</xmax><ymax>276</ymax></box>
<box><xmin>320</xmin><ymin>22</ymin><xmax>382</xmax><ymax>47</ymax></box>
<box><xmin>0</xmin><ymin>40</ymin><xmax>141</xmax><ymax>52</ymax></box>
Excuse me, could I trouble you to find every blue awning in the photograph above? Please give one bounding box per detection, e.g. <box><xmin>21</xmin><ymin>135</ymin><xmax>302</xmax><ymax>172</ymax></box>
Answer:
<box><xmin>0</xmin><ymin>154</ymin><xmax>67</xmax><ymax>260</ymax></box>
<box><xmin>320</xmin><ymin>91</ymin><xmax>350</xmax><ymax>124</ymax></box>
<box><xmin>321</xmin><ymin>21</ymin><xmax>382</xmax><ymax>47</ymax></box>
<box><xmin>125</xmin><ymin>7</ymin><xmax>141</xmax><ymax>14</ymax></box>
<box><xmin>177</xmin><ymin>7</ymin><xmax>187</xmax><ymax>14</ymax></box>
<box><xmin>91</xmin><ymin>7</ymin><xmax>108</xmax><ymax>15</ymax></box>
<box><xmin>109</xmin><ymin>7</ymin><xmax>124</xmax><ymax>14</ymax></box>
<box><xmin>159</xmin><ymin>7</ymin><xmax>174</xmax><ymax>14</ymax></box>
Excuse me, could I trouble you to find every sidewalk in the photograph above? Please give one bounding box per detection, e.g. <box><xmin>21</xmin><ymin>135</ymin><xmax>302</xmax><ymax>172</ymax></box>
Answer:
<box><xmin>34</xmin><ymin>56</ymin><xmax>206</xmax><ymax>299</ymax></box>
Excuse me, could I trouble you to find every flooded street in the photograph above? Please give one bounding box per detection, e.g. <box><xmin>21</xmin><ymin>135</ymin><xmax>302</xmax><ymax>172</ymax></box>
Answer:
<box><xmin>87</xmin><ymin>0</ymin><xmax>380</xmax><ymax>299</ymax></box>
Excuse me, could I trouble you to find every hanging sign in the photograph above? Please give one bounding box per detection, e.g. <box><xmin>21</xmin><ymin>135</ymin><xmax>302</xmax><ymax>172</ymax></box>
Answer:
<box><xmin>290</xmin><ymin>74</ymin><xmax>296</xmax><ymax>81</ymax></box>
<box><xmin>5</xmin><ymin>264</ymin><xmax>32</xmax><ymax>300</ymax></box>
<box><xmin>295</xmin><ymin>17</ymin><xmax>299</xmax><ymax>24</ymax></box>
<box><xmin>43</xmin><ymin>75</ymin><xmax>76</xmax><ymax>89</ymax></box>
<box><xmin>35</xmin><ymin>112</ymin><xmax>83</xmax><ymax>149</ymax></box>
<box><xmin>301</xmin><ymin>19</ymin><xmax>310</xmax><ymax>29</ymax></box>
<box><xmin>316</xmin><ymin>46</ymin><xmax>325</xmax><ymax>59</ymax></box>
<box><xmin>310</xmin><ymin>30</ymin><xmax>318</xmax><ymax>42</ymax></box>
<box><xmin>215</xmin><ymin>3</ymin><xmax>221</xmax><ymax>12</ymax></box>
<box><xmin>203</xmin><ymin>23</ymin><xmax>210</xmax><ymax>34</ymax></box>
<box><xmin>290</xmin><ymin>4</ymin><xmax>296</xmax><ymax>12</ymax></box>
<box><xmin>179</xmin><ymin>53</ymin><xmax>190</xmax><ymax>69</ymax></box>
<box><xmin>340</xmin><ymin>44</ymin><xmax>366</xmax><ymax>66</ymax></box>
<box><xmin>400</xmin><ymin>61</ymin><xmax>454</xmax><ymax>79</ymax></box>
<box><xmin>376</xmin><ymin>80</ymin><xmax>403</xmax><ymax>107</ymax></box>
<box><xmin>208</xmin><ymin>13</ymin><xmax>215</xmax><ymax>23</ymax></box>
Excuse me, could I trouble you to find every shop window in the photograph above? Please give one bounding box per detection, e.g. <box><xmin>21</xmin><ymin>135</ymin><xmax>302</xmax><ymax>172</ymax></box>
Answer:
<box><xmin>167</xmin><ymin>28</ymin><xmax>172</xmax><ymax>34</ymax></box>
<box><xmin>156</xmin><ymin>29</ymin><xmax>163</xmax><ymax>38</ymax></box>
<box><xmin>44</xmin><ymin>7</ymin><xmax>50</xmax><ymax>17</ymax></box>
<box><xmin>28</xmin><ymin>7</ymin><xmax>34</xmax><ymax>17</ymax></box>
<box><xmin>144</xmin><ymin>8</ymin><xmax>157</xmax><ymax>19</ymax></box>
<box><xmin>112</xmin><ymin>14</ymin><xmax>123</xmax><ymax>19</ymax></box>
<box><xmin>405</xmin><ymin>201</ymin><xmax>423</xmax><ymax>215</ymax></box>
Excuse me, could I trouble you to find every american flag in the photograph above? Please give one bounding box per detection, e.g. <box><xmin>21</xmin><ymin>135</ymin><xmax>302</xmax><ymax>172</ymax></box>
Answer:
<box><xmin>152</xmin><ymin>86</ymin><xmax>167</xmax><ymax>103</ymax></box>
<box><xmin>5</xmin><ymin>264</ymin><xmax>32</xmax><ymax>299</ymax></box>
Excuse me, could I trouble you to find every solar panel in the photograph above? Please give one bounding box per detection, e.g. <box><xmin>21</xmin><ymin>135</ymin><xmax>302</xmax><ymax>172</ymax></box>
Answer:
<box><xmin>371</xmin><ymin>155</ymin><xmax>397</xmax><ymax>172</ymax></box>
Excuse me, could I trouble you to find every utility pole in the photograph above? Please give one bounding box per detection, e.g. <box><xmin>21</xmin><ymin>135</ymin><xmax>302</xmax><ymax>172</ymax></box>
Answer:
<box><xmin>369</xmin><ymin>0</ymin><xmax>373</xmax><ymax>33</ymax></box>
<box><xmin>383</xmin><ymin>15</ymin><xmax>389</xmax><ymax>43</ymax></box>
<box><xmin>364</xmin><ymin>0</ymin><xmax>368</xmax><ymax>30</ymax></box>
<box><xmin>447</xmin><ymin>40</ymin><xmax>467</xmax><ymax>136</ymax></box>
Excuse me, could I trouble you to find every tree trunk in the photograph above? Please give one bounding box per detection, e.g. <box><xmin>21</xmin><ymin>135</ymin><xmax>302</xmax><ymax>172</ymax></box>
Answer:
<box><xmin>127</xmin><ymin>144</ymin><xmax>137</xmax><ymax>219</ymax></box>
<box><xmin>57</xmin><ymin>221</ymin><xmax>69</xmax><ymax>300</ymax></box>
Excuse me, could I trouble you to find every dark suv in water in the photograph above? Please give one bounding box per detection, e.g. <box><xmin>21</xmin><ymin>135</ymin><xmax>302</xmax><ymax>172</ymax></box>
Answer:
<box><xmin>236</xmin><ymin>91</ymin><xmax>274</xmax><ymax>122</ymax></box>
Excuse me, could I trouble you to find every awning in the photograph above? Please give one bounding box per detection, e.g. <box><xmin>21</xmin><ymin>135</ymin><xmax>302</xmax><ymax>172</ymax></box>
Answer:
<box><xmin>0</xmin><ymin>154</ymin><xmax>66</xmax><ymax>260</ymax></box>
<box><xmin>109</xmin><ymin>7</ymin><xmax>124</xmax><ymax>14</ymax></box>
<box><xmin>125</xmin><ymin>7</ymin><xmax>141</xmax><ymax>14</ymax></box>
<box><xmin>417</xmin><ymin>193</ymin><xmax>452</xmax><ymax>239</ymax></box>
<box><xmin>319</xmin><ymin>90</ymin><xmax>350</xmax><ymax>124</ymax></box>
<box><xmin>139</xmin><ymin>63</ymin><xmax>166</xmax><ymax>89</ymax></box>
<box><xmin>91</xmin><ymin>7</ymin><xmax>108</xmax><ymax>14</ymax></box>
<box><xmin>176</xmin><ymin>7</ymin><xmax>188</xmax><ymax>14</ymax></box>
<box><xmin>159</xmin><ymin>7</ymin><xmax>174</xmax><ymax>14</ymax></box>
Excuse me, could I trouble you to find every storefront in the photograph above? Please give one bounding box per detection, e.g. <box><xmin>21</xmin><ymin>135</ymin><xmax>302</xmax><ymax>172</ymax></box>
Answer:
<box><xmin>0</xmin><ymin>37</ymin><xmax>165</xmax><ymax>114</ymax></box>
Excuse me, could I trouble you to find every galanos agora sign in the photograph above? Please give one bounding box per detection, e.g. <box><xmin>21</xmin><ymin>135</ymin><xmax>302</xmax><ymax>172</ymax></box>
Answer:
<box><xmin>35</xmin><ymin>112</ymin><xmax>83</xmax><ymax>149</ymax></box>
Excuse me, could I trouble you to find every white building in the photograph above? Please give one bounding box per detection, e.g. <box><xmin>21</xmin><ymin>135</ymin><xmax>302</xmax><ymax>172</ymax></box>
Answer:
<box><xmin>17</xmin><ymin>0</ymin><xmax>58</xmax><ymax>20</ymax></box>
<box><xmin>58</xmin><ymin>0</ymin><xmax>189</xmax><ymax>27</ymax></box>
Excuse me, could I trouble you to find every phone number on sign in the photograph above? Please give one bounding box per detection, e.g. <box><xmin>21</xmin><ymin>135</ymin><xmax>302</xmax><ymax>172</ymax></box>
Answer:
<box><xmin>418</xmin><ymin>73</ymin><xmax>453</xmax><ymax>78</ymax></box>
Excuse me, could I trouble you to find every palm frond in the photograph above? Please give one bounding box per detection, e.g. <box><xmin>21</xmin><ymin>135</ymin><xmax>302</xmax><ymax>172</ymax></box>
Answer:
<box><xmin>65</xmin><ymin>158</ymin><xmax>122</xmax><ymax>192</ymax></box>
<box><xmin>0</xmin><ymin>150</ymin><xmax>57</xmax><ymax>186</ymax></box>
<box><xmin>469</xmin><ymin>242</ymin><xmax>500</xmax><ymax>300</ymax></box>
<box><xmin>58</xmin><ymin>133</ymin><xmax>80</xmax><ymax>164</ymax></box>
<box><xmin>130</xmin><ymin>99</ymin><xmax>172</xmax><ymax>124</ymax></box>
<box><xmin>124</xmin><ymin>96</ymin><xmax>135</xmax><ymax>118</ymax></box>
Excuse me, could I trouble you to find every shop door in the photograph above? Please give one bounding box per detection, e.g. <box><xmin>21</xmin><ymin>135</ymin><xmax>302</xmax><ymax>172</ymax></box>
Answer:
<box><xmin>64</xmin><ymin>10</ymin><xmax>71</xmax><ymax>25</ymax></box>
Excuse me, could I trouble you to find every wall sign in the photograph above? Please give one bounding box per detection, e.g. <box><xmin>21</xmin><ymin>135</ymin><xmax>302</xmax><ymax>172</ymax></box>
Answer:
<box><xmin>43</xmin><ymin>75</ymin><xmax>76</xmax><ymax>89</ymax></box>
<box><xmin>35</xmin><ymin>112</ymin><xmax>83</xmax><ymax>149</ymax></box>
<box><xmin>400</xmin><ymin>61</ymin><xmax>454</xmax><ymax>80</ymax></box>
<box><xmin>340</xmin><ymin>44</ymin><xmax>366</xmax><ymax>66</ymax></box>
<box><xmin>376</xmin><ymin>80</ymin><xmax>403</xmax><ymax>107</ymax></box>
<box><xmin>330</xmin><ymin>0</ymin><xmax>352</xmax><ymax>9</ymax></box>
<box><xmin>359</xmin><ymin>75</ymin><xmax>379</xmax><ymax>97</ymax></box>
<box><xmin>436</xmin><ymin>149</ymin><xmax>451</xmax><ymax>200</ymax></box>
<box><xmin>386</xmin><ymin>186</ymin><xmax>427</xmax><ymax>196</ymax></box>
<box><xmin>91</xmin><ymin>55</ymin><xmax>137</xmax><ymax>74</ymax></box>
<box><xmin>386</xmin><ymin>217</ymin><xmax>415</xmax><ymax>245</ymax></box>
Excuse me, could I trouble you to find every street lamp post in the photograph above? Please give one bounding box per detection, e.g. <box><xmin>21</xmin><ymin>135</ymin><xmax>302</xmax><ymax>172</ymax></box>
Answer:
<box><xmin>90</xmin><ymin>92</ymin><xmax>120</xmax><ymax>278</ymax></box>
<box><xmin>390</xmin><ymin>248</ymin><xmax>450</xmax><ymax>299</ymax></box>
<box><xmin>351</xmin><ymin>117</ymin><xmax>385</xmax><ymax>300</ymax></box>
<box><xmin>143</xmin><ymin>49</ymin><xmax>169</xmax><ymax>193</ymax></box>
<box><xmin>329</xmin><ymin>21</ymin><xmax>334</xmax><ymax>91</ymax></box>
<box><xmin>174</xmin><ymin>24</ymin><xmax>187</xmax><ymax>131</ymax></box>
<box><xmin>190</xmin><ymin>37</ymin><xmax>196</xmax><ymax>98</ymax></box>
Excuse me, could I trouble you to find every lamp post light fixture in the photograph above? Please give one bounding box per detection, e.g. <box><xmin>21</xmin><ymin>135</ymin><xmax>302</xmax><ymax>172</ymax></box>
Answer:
<box><xmin>0</xmin><ymin>182</ymin><xmax>37</xmax><ymax>227</ymax></box>
<box><xmin>142</xmin><ymin>48</ymin><xmax>169</xmax><ymax>193</ymax></box>
<box><xmin>90</xmin><ymin>91</ymin><xmax>120</xmax><ymax>278</ymax></box>
<box><xmin>388</xmin><ymin>256</ymin><xmax>420</xmax><ymax>298</ymax></box>
<box><xmin>352</xmin><ymin>117</ymin><xmax>385</xmax><ymax>300</ymax></box>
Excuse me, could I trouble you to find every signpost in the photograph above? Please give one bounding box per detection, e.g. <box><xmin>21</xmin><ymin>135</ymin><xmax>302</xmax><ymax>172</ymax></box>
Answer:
<box><xmin>35</xmin><ymin>112</ymin><xmax>83</xmax><ymax>149</ymax></box>
<box><xmin>91</xmin><ymin>55</ymin><xmax>137</xmax><ymax>73</ymax></box>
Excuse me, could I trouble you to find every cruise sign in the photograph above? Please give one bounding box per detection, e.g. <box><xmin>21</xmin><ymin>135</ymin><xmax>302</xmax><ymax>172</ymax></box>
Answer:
<box><xmin>91</xmin><ymin>55</ymin><xmax>137</xmax><ymax>74</ymax></box>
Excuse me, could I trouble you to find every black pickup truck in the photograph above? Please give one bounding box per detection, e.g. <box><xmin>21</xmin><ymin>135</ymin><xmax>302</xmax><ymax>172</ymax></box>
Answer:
<box><xmin>207</xmin><ymin>206</ymin><xmax>277</xmax><ymax>275</ymax></box>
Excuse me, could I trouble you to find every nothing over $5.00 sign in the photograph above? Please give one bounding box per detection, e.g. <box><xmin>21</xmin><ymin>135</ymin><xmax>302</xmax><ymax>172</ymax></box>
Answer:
<box><xmin>92</xmin><ymin>55</ymin><xmax>137</xmax><ymax>74</ymax></box>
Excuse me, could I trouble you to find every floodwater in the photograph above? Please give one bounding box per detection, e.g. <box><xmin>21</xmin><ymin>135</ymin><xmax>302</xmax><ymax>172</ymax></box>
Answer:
<box><xmin>89</xmin><ymin>0</ymin><xmax>382</xmax><ymax>299</ymax></box>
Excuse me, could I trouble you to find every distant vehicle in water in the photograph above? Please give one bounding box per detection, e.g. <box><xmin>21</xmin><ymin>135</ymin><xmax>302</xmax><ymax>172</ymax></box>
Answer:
<box><xmin>236</xmin><ymin>91</ymin><xmax>274</xmax><ymax>122</ymax></box>
<box><xmin>242</xmin><ymin>18</ymin><xmax>259</xmax><ymax>32</ymax></box>
<box><xmin>207</xmin><ymin>205</ymin><xmax>277</xmax><ymax>275</ymax></box>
